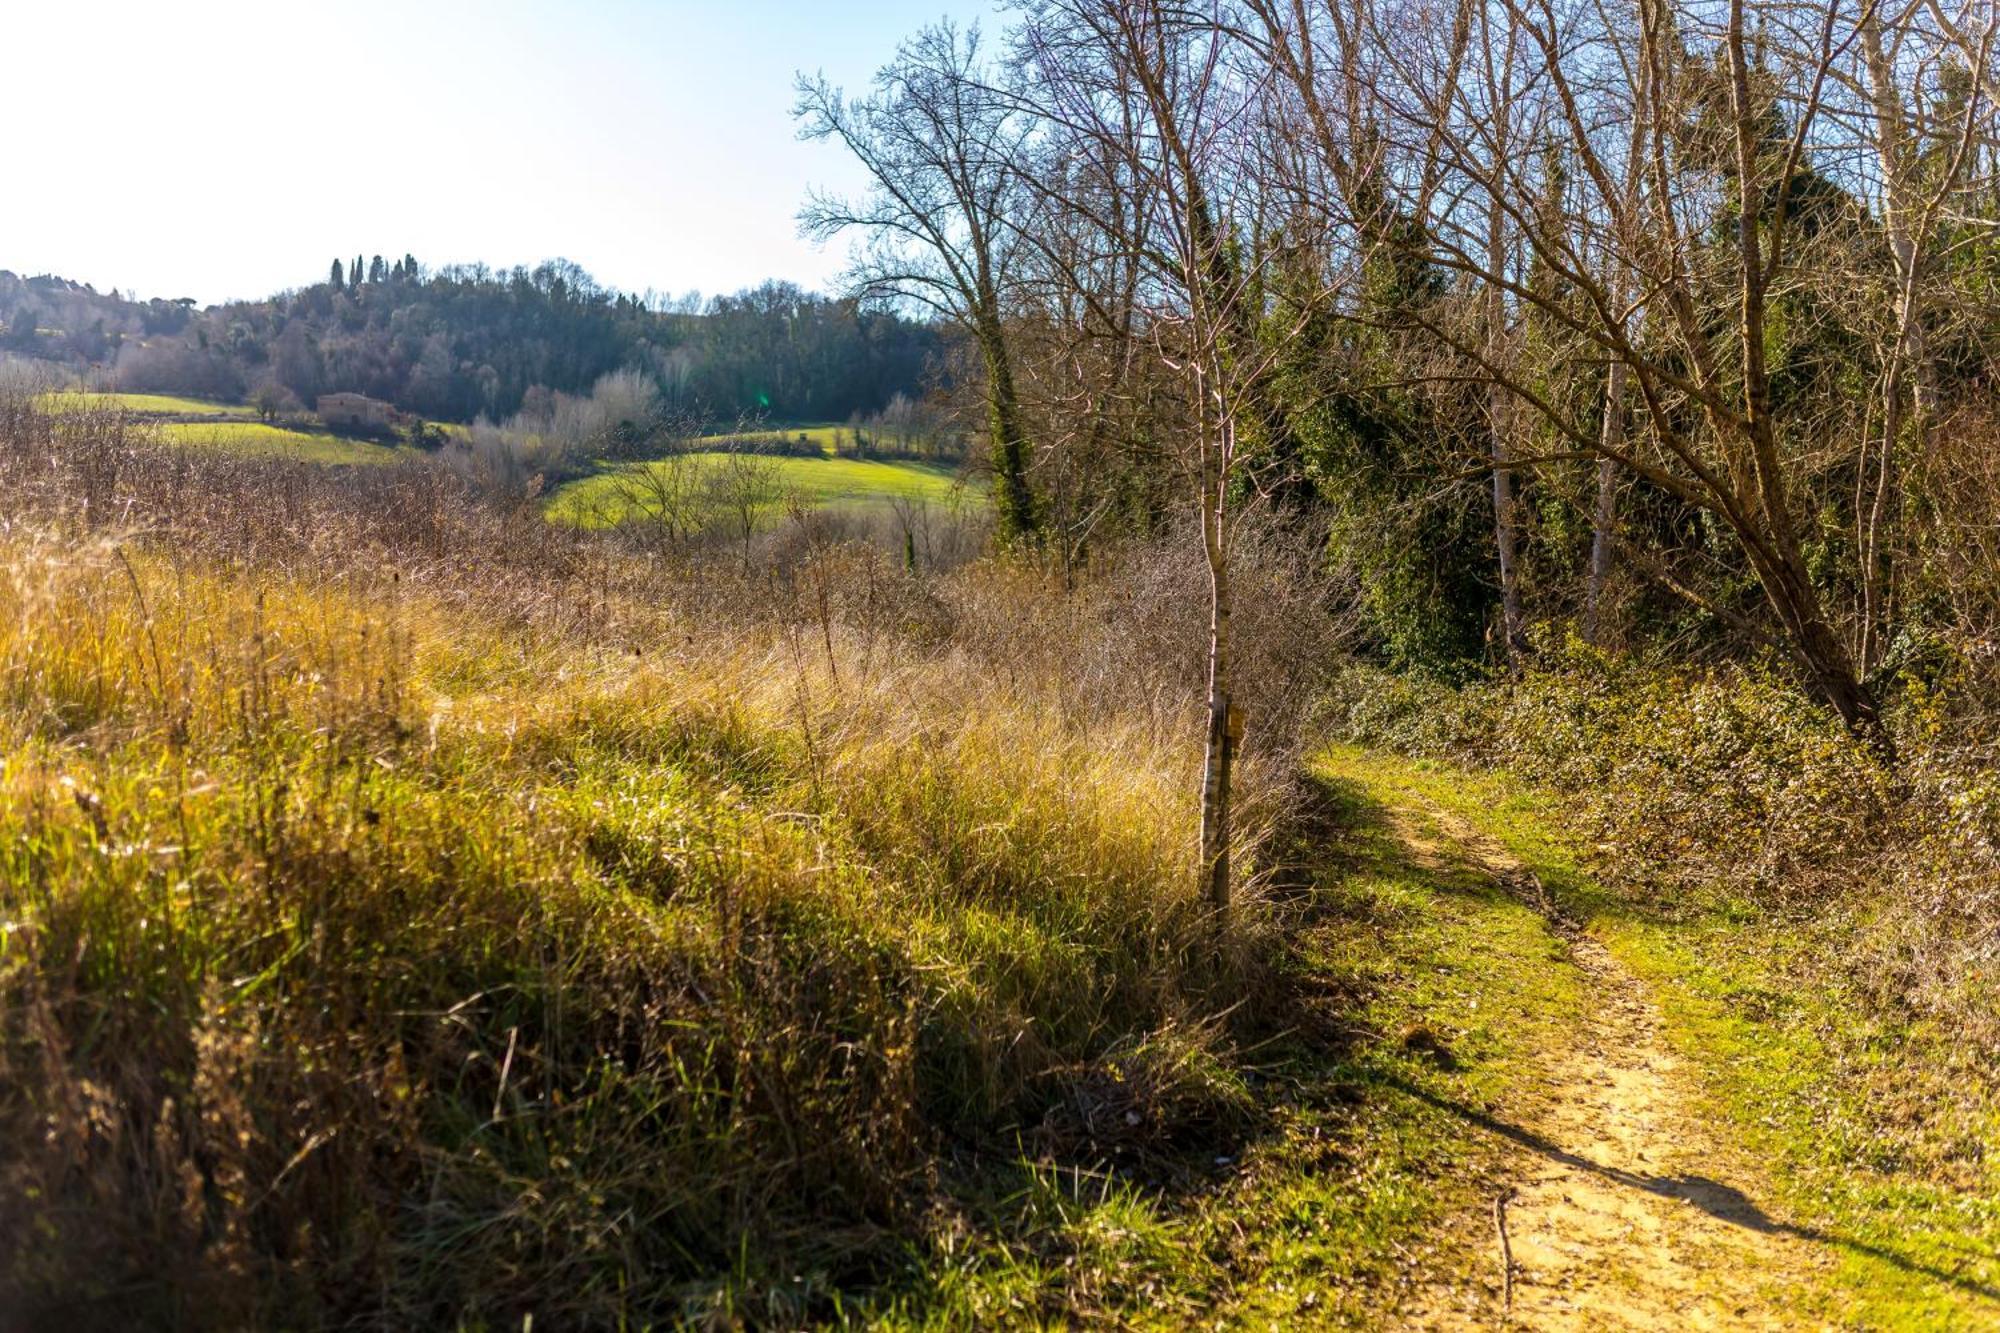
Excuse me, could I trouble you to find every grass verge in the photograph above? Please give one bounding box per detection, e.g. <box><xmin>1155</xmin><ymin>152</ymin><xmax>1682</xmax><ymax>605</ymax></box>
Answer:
<box><xmin>1322</xmin><ymin>744</ymin><xmax>2000</xmax><ymax>1329</ymax></box>
<box><xmin>849</xmin><ymin>752</ymin><xmax>1592</xmax><ymax>1328</ymax></box>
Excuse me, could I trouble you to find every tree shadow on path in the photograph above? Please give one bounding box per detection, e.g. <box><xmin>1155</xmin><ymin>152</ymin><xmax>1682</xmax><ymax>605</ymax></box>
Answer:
<box><xmin>1382</xmin><ymin>1033</ymin><xmax>2000</xmax><ymax>1303</ymax></box>
<box><xmin>1310</xmin><ymin>763</ymin><xmax>2000</xmax><ymax>1308</ymax></box>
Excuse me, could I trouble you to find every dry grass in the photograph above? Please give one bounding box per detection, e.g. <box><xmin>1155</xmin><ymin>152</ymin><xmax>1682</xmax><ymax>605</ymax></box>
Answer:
<box><xmin>0</xmin><ymin>393</ymin><xmax>1340</xmax><ymax>1326</ymax></box>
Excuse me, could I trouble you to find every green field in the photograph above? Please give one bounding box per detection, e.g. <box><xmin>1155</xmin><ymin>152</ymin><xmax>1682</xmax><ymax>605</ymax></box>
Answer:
<box><xmin>548</xmin><ymin>452</ymin><xmax>971</xmax><ymax>527</ymax></box>
<box><xmin>38</xmin><ymin>391</ymin><xmax>257</xmax><ymax>418</ymax></box>
<box><xmin>45</xmin><ymin>389</ymin><xmax>417</xmax><ymax>465</ymax></box>
<box><xmin>163</xmin><ymin>421</ymin><xmax>414</xmax><ymax>466</ymax></box>
<box><xmin>698</xmin><ymin>424</ymin><xmax>848</xmax><ymax>454</ymax></box>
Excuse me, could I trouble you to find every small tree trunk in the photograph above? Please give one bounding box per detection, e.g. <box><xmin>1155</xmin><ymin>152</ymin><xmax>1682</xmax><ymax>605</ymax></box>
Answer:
<box><xmin>1859</xmin><ymin>8</ymin><xmax>1925</xmax><ymax>675</ymax></box>
<box><xmin>1860</xmin><ymin>360</ymin><xmax>1901</xmax><ymax>672</ymax></box>
<box><xmin>1485</xmin><ymin>200</ymin><xmax>1526</xmax><ymax>660</ymax></box>
<box><xmin>1198</xmin><ymin>424</ymin><xmax>1234</xmax><ymax>918</ymax></box>
<box><xmin>1200</xmin><ymin>542</ymin><xmax>1234</xmax><ymax>917</ymax></box>
<box><xmin>1490</xmin><ymin>410</ymin><xmax>1525</xmax><ymax>656</ymax></box>
<box><xmin>1585</xmin><ymin>359</ymin><xmax>1628</xmax><ymax>643</ymax></box>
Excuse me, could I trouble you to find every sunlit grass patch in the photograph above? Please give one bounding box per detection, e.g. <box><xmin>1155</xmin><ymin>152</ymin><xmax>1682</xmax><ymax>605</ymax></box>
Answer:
<box><xmin>697</xmin><ymin>423</ymin><xmax>847</xmax><ymax>455</ymax></box>
<box><xmin>162</xmin><ymin>420</ymin><xmax>414</xmax><ymax>465</ymax></box>
<box><xmin>547</xmin><ymin>452</ymin><xmax>970</xmax><ymax>527</ymax></box>
<box><xmin>37</xmin><ymin>391</ymin><xmax>257</xmax><ymax>418</ymax></box>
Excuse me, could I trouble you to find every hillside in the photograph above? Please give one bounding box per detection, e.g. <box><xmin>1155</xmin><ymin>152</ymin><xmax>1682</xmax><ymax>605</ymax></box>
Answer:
<box><xmin>2</xmin><ymin>265</ymin><xmax>947</xmax><ymax>426</ymax></box>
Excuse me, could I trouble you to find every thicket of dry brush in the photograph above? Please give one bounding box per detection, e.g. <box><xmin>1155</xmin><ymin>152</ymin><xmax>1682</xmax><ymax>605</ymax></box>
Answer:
<box><xmin>0</xmin><ymin>396</ymin><xmax>1347</xmax><ymax>1326</ymax></box>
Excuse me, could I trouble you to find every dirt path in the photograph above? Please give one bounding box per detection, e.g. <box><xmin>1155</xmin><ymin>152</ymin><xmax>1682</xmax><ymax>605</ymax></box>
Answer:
<box><xmin>1388</xmin><ymin>798</ymin><xmax>1831</xmax><ymax>1330</ymax></box>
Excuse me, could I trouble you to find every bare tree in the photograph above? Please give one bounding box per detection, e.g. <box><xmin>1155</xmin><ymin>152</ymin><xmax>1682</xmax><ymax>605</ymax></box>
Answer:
<box><xmin>1272</xmin><ymin>0</ymin><xmax>1909</xmax><ymax>738</ymax></box>
<box><xmin>1839</xmin><ymin>0</ymin><xmax>1996</xmax><ymax>668</ymax></box>
<box><xmin>1470</xmin><ymin>0</ymin><xmax>1533</xmax><ymax>657</ymax></box>
<box><xmin>705</xmin><ymin>447</ymin><xmax>789</xmax><ymax>570</ymax></box>
<box><xmin>249</xmin><ymin>380</ymin><xmax>303</xmax><ymax>424</ymax></box>
<box><xmin>797</xmin><ymin>22</ymin><xmax>1042</xmax><ymax>543</ymax></box>
<box><xmin>611</xmin><ymin>450</ymin><xmax>709</xmax><ymax>553</ymax></box>
<box><xmin>1020</xmin><ymin>0</ymin><xmax>1333</xmax><ymax>911</ymax></box>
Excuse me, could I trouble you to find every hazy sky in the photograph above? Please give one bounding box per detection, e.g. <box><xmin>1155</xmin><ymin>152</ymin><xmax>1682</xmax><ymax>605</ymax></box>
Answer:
<box><xmin>13</xmin><ymin>0</ymin><xmax>992</xmax><ymax>306</ymax></box>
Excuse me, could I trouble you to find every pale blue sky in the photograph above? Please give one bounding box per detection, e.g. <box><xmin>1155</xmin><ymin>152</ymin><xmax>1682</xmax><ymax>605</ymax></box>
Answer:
<box><xmin>14</xmin><ymin>0</ymin><xmax>992</xmax><ymax>305</ymax></box>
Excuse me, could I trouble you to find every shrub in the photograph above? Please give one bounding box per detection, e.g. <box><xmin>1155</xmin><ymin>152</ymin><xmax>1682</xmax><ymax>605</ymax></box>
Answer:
<box><xmin>1319</xmin><ymin>634</ymin><xmax>2000</xmax><ymax>1058</ymax></box>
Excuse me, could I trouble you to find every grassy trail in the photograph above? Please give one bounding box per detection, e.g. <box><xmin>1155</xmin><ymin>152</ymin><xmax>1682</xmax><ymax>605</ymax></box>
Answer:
<box><xmin>1318</xmin><ymin>745</ymin><xmax>2000</xmax><ymax>1330</ymax></box>
<box><xmin>1337</xmin><ymin>753</ymin><xmax>1821</xmax><ymax>1327</ymax></box>
<box><xmin>857</xmin><ymin>743</ymin><xmax>1607</xmax><ymax>1327</ymax></box>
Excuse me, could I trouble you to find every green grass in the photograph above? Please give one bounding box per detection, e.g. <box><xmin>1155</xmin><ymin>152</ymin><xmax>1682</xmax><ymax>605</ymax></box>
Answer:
<box><xmin>37</xmin><ymin>391</ymin><xmax>256</xmax><ymax>418</ymax></box>
<box><xmin>547</xmin><ymin>452</ymin><xmax>971</xmax><ymax>528</ymax></box>
<box><xmin>699</xmin><ymin>423</ymin><xmax>848</xmax><ymax>455</ymax></box>
<box><xmin>857</xmin><ymin>753</ymin><xmax>1594</xmax><ymax>1328</ymax></box>
<box><xmin>1328</xmin><ymin>746</ymin><xmax>2000</xmax><ymax>1330</ymax></box>
<box><xmin>39</xmin><ymin>392</ymin><xmax>477</xmax><ymax>449</ymax></box>
<box><xmin>162</xmin><ymin>420</ymin><xmax>414</xmax><ymax>465</ymax></box>
<box><xmin>1183</xmin><ymin>753</ymin><xmax>1593</xmax><ymax>1327</ymax></box>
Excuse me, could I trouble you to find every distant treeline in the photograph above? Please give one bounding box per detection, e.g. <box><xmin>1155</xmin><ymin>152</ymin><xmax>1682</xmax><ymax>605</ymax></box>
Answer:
<box><xmin>0</xmin><ymin>262</ymin><xmax>947</xmax><ymax>424</ymax></box>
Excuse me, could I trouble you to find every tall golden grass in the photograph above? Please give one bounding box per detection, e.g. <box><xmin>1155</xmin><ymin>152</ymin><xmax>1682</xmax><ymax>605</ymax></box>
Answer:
<box><xmin>0</xmin><ymin>394</ymin><xmax>1338</xmax><ymax>1326</ymax></box>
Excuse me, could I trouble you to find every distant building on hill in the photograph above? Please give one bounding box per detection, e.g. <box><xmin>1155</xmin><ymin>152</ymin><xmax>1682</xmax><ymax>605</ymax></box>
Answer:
<box><xmin>317</xmin><ymin>392</ymin><xmax>400</xmax><ymax>433</ymax></box>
